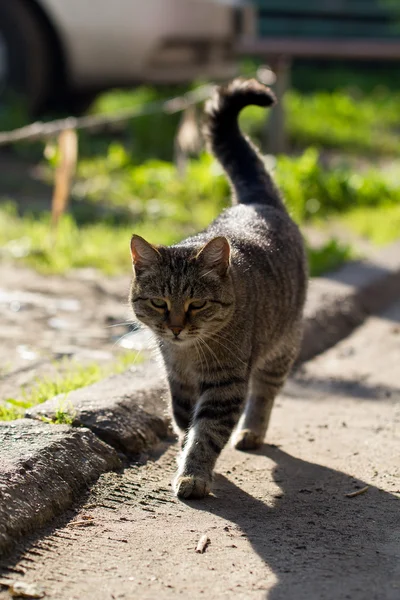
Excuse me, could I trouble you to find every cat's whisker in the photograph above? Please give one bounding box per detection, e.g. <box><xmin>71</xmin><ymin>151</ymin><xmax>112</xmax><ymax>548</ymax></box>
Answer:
<box><xmin>207</xmin><ymin>330</ymin><xmax>245</xmax><ymax>355</ymax></box>
<box><xmin>112</xmin><ymin>327</ymin><xmax>157</xmax><ymax>352</ymax></box>
<box><xmin>105</xmin><ymin>321</ymin><xmax>136</xmax><ymax>329</ymax></box>
<box><xmin>195</xmin><ymin>337</ymin><xmax>209</xmax><ymax>376</ymax></box>
<box><xmin>207</xmin><ymin>332</ymin><xmax>248</xmax><ymax>367</ymax></box>
<box><xmin>123</xmin><ymin>348</ymin><xmax>143</xmax><ymax>368</ymax></box>
<box><xmin>193</xmin><ymin>339</ymin><xmax>205</xmax><ymax>381</ymax></box>
<box><xmin>199</xmin><ymin>338</ymin><xmax>212</xmax><ymax>375</ymax></box>
<box><xmin>197</xmin><ymin>334</ymin><xmax>224</xmax><ymax>373</ymax></box>
<box><xmin>199</xmin><ymin>269</ymin><xmax>215</xmax><ymax>279</ymax></box>
<box><xmin>193</xmin><ymin>340</ymin><xmax>203</xmax><ymax>380</ymax></box>
<box><xmin>112</xmin><ymin>330</ymin><xmax>136</xmax><ymax>349</ymax></box>
<box><xmin>206</xmin><ymin>329</ymin><xmax>247</xmax><ymax>355</ymax></box>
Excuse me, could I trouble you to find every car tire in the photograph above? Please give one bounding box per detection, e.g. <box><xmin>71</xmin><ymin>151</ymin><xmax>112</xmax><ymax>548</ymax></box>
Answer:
<box><xmin>0</xmin><ymin>0</ymin><xmax>51</xmax><ymax>115</ymax></box>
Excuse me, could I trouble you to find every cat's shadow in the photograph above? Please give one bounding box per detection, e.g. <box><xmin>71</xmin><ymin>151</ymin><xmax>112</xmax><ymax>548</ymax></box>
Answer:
<box><xmin>184</xmin><ymin>444</ymin><xmax>399</xmax><ymax>600</ymax></box>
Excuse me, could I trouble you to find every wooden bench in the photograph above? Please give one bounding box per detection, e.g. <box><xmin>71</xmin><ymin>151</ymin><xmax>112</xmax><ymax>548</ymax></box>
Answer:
<box><xmin>238</xmin><ymin>0</ymin><xmax>400</xmax><ymax>152</ymax></box>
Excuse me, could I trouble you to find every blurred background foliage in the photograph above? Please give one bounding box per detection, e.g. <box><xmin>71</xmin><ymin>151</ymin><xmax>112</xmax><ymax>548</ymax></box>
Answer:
<box><xmin>1</xmin><ymin>61</ymin><xmax>400</xmax><ymax>277</ymax></box>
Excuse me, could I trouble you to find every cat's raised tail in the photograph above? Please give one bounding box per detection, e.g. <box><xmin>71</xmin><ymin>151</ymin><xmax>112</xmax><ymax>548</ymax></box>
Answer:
<box><xmin>204</xmin><ymin>78</ymin><xmax>284</xmax><ymax>210</ymax></box>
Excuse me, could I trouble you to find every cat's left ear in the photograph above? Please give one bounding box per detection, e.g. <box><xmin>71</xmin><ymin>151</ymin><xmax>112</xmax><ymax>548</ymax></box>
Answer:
<box><xmin>130</xmin><ymin>235</ymin><xmax>160</xmax><ymax>271</ymax></box>
<box><xmin>196</xmin><ymin>236</ymin><xmax>231</xmax><ymax>275</ymax></box>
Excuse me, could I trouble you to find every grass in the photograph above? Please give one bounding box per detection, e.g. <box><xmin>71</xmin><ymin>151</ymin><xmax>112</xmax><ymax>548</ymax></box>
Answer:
<box><xmin>74</xmin><ymin>150</ymin><xmax>227</xmax><ymax>222</ymax></box>
<box><xmin>273</xmin><ymin>148</ymin><xmax>400</xmax><ymax>221</ymax></box>
<box><xmin>62</xmin><ymin>141</ymin><xmax>400</xmax><ymax>223</ymax></box>
<box><xmin>0</xmin><ymin>201</ymin><xmax>352</xmax><ymax>277</ymax></box>
<box><xmin>2</xmin><ymin>80</ymin><xmax>400</xmax><ymax>281</ymax></box>
<box><xmin>41</xmin><ymin>402</ymin><xmax>76</xmax><ymax>426</ymax></box>
<box><xmin>71</xmin><ymin>142</ymin><xmax>400</xmax><ymax>225</ymax></box>
<box><xmin>307</xmin><ymin>240</ymin><xmax>353</xmax><ymax>277</ymax></box>
<box><xmin>287</xmin><ymin>90</ymin><xmax>400</xmax><ymax>155</ymax></box>
<box><xmin>3</xmin><ymin>144</ymin><xmax>399</xmax><ymax>276</ymax></box>
<box><xmin>88</xmin><ymin>78</ymin><xmax>400</xmax><ymax>158</ymax></box>
<box><xmin>240</xmin><ymin>89</ymin><xmax>400</xmax><ymax>156</ymax></box>
<box><xmin>340</xmin><ymin>204</ymin><xmax>400</xmax><ymax>246</ymax></box>
<box><xmin>0</xmin><ymin>351</ymin><xmax>142</xmax><ymax>422</ymax></box>
<box><xmin>0</xmin><ymin>204</ymin><xmax>147</xmax><ymax>275</ymax></box>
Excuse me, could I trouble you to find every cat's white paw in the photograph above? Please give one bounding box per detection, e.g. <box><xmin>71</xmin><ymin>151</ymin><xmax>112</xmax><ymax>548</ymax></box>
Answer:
<box><xmin>173</xmin><ymin>474</ymin><xmax>211</xmax><ymax>499</ymax></box>
<box><xmin>233</xmin><ymin>428</ymin><xmax>264</xmax><ymax>451</ymax></box>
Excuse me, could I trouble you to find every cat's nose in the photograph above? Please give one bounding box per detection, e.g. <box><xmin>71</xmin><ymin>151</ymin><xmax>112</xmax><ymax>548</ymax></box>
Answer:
<box><xmin>170</xmin><ymin>325</ymin><xmax>183</xmax><ymax>337</ymax></box>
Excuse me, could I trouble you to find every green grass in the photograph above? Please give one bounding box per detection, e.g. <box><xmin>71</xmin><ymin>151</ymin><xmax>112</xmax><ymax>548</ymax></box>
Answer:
<box><xmin>307</xmin><ymin>240</ymin><xmax>353</xmax><ymax>277</ymax></box>
<box><xmin>70</xmin><ymin>144</ymin><xmax>400</xmax><ymax>224</ymax></box>
<box><xmin>0</xmin><ymin>200</ymin><xmax>355</xmax><ymax>279</ymax></box>
<box><xmin>273</xmin><ymin>148</ymin><xmax>400</xmax><ymax>221</ymax></box>
<box><xmin>80</xmin><ymin>84</ymin><xmax>400</xmax><ymax>162</ymax></box>
<box><xmin>286</xmin><ymin>90</ymin><xmax>400</xmax><ymax>155</ymax></box>
<box><xmin>340</xmin><ymin>204</ymin><xmax>400</xmax><ymax>246</ymax></box>
<box><xmin>0</xmin><ymin>204</ymin><xmax>152</xmax><ymax>275</ymax></box>
<box><xmin>74</xmin><ymin>150</ymin><xmax>228</xmax><ymax>219</ymax></box>
<box><xmin>0</xmin><ymin>351</ymin><xmax>142</xmax><ymax>422</ymax></box>
<box><xmin>2</xmin><ymin>82</ymin><xmax>400</xmax><ymax>281</ymax></box>
<box><xmin>2</xmin><ymin>146</ymin><xmax>399</xmax><ymax>276</ymax></box>
<box><xmin>240</xmin><ymin>89</ymin><xmax>400</xmax><ymax>156</ymax></box>
<box><xmin>41</xmin><ymin>403</ymin><xmax>76</xmax><ymax>425</ymax></box>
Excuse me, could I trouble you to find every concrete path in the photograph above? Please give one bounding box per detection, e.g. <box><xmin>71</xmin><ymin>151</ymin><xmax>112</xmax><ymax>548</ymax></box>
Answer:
<box><xmin>0</xmin><ymin>301</ymin><xmax>399</xmax><ymax>600</ymax></box>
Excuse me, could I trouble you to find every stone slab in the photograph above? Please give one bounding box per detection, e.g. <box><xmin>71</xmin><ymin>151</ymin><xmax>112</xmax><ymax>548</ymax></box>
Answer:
<box><xmin>0</xmin><ymin>419</ymin><xmax>120</xmax><ymax>557</ymax></box>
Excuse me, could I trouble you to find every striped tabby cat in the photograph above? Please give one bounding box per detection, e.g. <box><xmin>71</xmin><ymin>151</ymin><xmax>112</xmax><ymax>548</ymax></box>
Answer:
<box><xmin>129</xmin><ymin>79</ymin><xmax>307</xmax><ymax>499</ymax></box>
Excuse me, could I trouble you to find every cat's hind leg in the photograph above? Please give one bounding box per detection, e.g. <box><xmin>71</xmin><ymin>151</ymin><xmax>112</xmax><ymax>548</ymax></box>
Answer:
<box><xmin>232</xmin><ymin>354</ymin><xmax>293</xmax><ymax>451</ymax></box>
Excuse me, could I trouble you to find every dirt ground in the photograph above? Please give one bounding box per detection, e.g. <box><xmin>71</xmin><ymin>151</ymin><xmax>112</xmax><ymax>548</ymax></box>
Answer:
<box><xmin>0</xmin><ymin>263</ymin><xmax>147</xmax><ymax>402</ymax></box>
<box><xmin>0</xmin><ymin>301</ymin><xmax>399</xmax><ymax>599</ymax></box>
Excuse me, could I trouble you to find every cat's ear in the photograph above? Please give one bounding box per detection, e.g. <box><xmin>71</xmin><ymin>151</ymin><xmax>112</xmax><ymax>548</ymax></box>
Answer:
<box><xmin>130</xmin><ymin>235</ymin><xmax>160</xmax><ymax>271</ymax></box>
<box><xmin>196</xmin><ymin>236</ymin><xmax>231</xmax><ymax>275</ymax></box>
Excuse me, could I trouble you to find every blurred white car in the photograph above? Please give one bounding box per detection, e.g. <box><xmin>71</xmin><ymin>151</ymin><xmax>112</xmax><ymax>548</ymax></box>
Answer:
<box><xmin>0</xmin><ymin>0</ymin><xmax>253</xmax><ymax>114</ymax></box>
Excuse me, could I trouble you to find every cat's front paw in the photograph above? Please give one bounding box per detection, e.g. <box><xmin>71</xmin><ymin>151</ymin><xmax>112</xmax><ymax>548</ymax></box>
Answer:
<box><xmin>233</xmin><ymin>428</ymin><xmax>264</xmax><ymax>451</ymax></box>
<box><xmin>173</xmin><ymin>474</ymin><xmax>211</xmax><ymax>499</ymax></box>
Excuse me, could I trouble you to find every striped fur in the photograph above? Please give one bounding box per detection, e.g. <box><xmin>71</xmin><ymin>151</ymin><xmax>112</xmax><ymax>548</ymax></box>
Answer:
<box><xmin>129</xmin><ymin>79</ymin><xmax>307</xmax><ymax>499</ymax></box>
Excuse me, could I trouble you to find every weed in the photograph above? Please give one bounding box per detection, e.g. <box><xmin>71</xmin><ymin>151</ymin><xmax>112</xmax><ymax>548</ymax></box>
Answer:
<box><xmin>41</xmin><ymin>400</ymin><xmax>77</xmax><ymax>425</ymax></box>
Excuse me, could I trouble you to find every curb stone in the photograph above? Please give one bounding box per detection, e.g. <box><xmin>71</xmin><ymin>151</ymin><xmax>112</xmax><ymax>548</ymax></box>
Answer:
<box><xmin>299</xmin><ymin>240</ymin><xmax>400</xmax><ymax>362</ymax></box>
<box><xmin>0</xmin><ymin>419</ymin><xmax>120</xmax><ymax>557</ymax></box>
<box><xmin>26</xmin><ymin>363</ymin><xmax>171</xmax><ymax>455</ymax></box>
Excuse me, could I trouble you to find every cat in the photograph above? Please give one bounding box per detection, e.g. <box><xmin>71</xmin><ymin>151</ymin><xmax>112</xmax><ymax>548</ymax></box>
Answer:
<box><xmin>129</xmin><ymin>79</ymin><xmax>307</xmax><ymax>499</ymax></box>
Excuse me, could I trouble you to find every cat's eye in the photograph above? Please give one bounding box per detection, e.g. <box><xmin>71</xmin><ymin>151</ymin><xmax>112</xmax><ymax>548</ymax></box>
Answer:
<box><xmin>188</xmin><ymin>300</ymin><xmax>207</xmax><ymax>311</ymax></box>
<box><xmin>150</xmin><ymin>298</ymin><xmax>167</xmax><ymax>309</ymax></box>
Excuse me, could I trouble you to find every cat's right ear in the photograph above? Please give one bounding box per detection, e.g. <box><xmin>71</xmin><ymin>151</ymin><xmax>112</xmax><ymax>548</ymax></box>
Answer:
<box><xmin>130</xmin><ymin>235</ymin><xmax>160</xmax><ymax>271</ymax></box>
<box><xmin>195</xmin><ymin>236</ymin><xmax>231</xmax><ymax>276</ymax></box>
